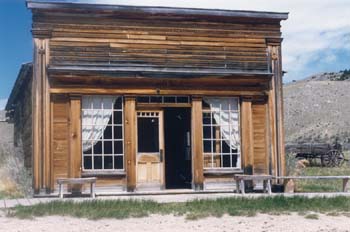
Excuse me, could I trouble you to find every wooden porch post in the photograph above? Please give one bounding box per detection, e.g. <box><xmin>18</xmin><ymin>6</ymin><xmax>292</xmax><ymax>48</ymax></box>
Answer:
<box><xmin>241</xmin><ymin>98</ymin><xmax>254</xmax><ymax>174</ymax></box>
<box><xmin>268</xmin><ymin>40</ymin><xmax>286</xmax><ymax>177</ymax></box>
<box><xmin>124</xmin><ymin>97</ymin><xmax>137</xmax><ymax>192</ymax></box>
<box><xmin>191</xmin><ymin>97</ymin><xmax>204</xmax><ymax>190</ymax></box>
<box><xmin>32</xmin><ymin>38</ymin><xmax>51</xmax><ymax>193</ymax></box>
<box><xmin>69</xmin><ymin>95</ymin><xmax>82</xmax><ymax>192</ymax></box>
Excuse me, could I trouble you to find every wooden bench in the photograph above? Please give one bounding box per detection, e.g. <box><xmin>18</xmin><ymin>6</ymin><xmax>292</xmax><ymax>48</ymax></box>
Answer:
<box><xmin>274</xmin><ymin>176</ymin><xmax>350</xmax><ymax>193</ymax></box>
<box><xmin>234</xmin><ymin>175</ymin><xmax>272</xmax><ymax>195</ymax></box>
<box><xmin>57</xmin><ymin>177</ymin><xmax>97</xmax><ymax>198</ymax></box>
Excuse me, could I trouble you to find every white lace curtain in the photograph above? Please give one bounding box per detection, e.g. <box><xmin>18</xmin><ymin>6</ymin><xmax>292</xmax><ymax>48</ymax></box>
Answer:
<box><xmin>82</xmin><ymin>96</ymin><xmax>117</xmax><ymax>152</ymax></box>
<box><xmin>203</xmin><ymin>98</ymin><xmax>240</xmax><ymax>150</ymax></box>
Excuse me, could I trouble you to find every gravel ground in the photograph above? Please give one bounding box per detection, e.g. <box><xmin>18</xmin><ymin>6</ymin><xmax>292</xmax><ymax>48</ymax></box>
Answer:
<box><xmin>0</xmin><ymin>213</ymin><xmax>350</xmax><ymax>232</ymax></box>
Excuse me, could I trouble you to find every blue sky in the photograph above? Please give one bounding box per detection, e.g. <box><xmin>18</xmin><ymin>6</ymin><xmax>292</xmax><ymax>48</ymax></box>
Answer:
<box><xmin>0</xmin><ymin>0</ymin><xmax>349</xmax><ymax>110</ymax></box>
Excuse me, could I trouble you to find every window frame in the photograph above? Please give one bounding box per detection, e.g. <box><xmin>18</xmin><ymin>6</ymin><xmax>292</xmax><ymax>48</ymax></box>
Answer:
<box><xmin>81</xmin><ymin>95</ymin><xmax>125</xmax><ymax>172</ymax></box>
<box><xmin>202</xmin><ymin>97</ymin><xmax>242</xmax><ymax>170</ymax></box>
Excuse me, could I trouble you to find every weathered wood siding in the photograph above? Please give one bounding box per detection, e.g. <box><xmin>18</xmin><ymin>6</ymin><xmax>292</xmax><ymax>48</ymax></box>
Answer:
<box><xmin>51</xmin><ymin>94</ymin><xmax>70</xmax><ymax>187</ymax></box>
<box><xmin>32</xmin><ymin>13</ymin><xmax>282</xmax><ymax>72</ymax></box>
<box><xmin>252</xmin><ymin>102</ymin><xmax>269</xmax><ymax>175</ymax></box>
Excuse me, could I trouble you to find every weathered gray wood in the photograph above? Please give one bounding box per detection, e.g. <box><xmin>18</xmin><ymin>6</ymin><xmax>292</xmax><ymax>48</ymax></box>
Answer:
<box><xmin>57</xmin><ymin>177</ymin><xmax>97</xmax><ymax>184</ymax></box>
<box><xmin>234</xmin><ymin>175</ymin><xmax>272</xmax><ymax>194</ymax></box>
<box><xmin>234</xmin><ymin>174</ymin><xmax>272</xmax><ymax>181</ymax></box>
<box><xmin>26</xmin><ymin>2</ymin><xmax>289</xmax><ymax>20</ymax></box>
<box><xmin>240</xmin><ymin>179</ymin><xmax>245</xmax><ymax>195</ymax></box>
<box><xmin>57</xmin><ymin>177</ymin><xmax>97</xmax><ymax>198</ymax></box>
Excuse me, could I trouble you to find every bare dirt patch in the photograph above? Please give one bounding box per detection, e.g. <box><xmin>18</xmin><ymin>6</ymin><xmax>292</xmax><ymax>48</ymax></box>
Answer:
<box><xmin>1</xmin><ymin>213</ymin><xmax>350</xmax><ymax>232</ymax></box>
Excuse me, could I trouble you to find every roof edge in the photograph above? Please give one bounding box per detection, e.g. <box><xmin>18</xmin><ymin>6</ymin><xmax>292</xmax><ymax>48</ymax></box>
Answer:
<box><xmin>26</xmin><ymin>0</ymin><xmax>288</xmax><ymax>20</ymax></box>
<box><xmin>5</xmin><ymin>63</ymin><xmax>33</xmax><ymax>112</ymax></box>
<box><xmin>48</xmin><ymin>65</ymin><xmax>274</xmax><ymax>77</ymax></box>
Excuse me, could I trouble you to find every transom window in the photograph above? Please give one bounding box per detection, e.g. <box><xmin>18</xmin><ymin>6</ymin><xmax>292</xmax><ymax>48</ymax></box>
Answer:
<box><xmin>202</xmin><ymin>97</ymin><xmax>241</xmax><ymax>169</ymax></box>
<box><xmin>82</xmin><ymin>96</ymin><xmax>124</xmax><ymax>171</ymax></box>
<box><xmin>136</xmin><ymin>96</ymin><xmax>190</xmax><ymax>104</ymax></box>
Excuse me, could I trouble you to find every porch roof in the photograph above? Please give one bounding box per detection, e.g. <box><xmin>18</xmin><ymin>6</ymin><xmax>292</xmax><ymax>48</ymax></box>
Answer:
<box><xmin>26</xmin><ymin>0</ymin><xmax>288</xmax><ymax>21</ymax></box>
<box><xmin>48</xmin><ymin>65</ymin><xmax>274</xmax><ymax>78</ymax></box>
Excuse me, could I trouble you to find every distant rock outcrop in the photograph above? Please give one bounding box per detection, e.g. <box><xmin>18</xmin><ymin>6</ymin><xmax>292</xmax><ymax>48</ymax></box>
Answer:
<box><xmin>284</xmin><ymin>71</ymin><xmax>350</xmax><ymax>146</ymax></box>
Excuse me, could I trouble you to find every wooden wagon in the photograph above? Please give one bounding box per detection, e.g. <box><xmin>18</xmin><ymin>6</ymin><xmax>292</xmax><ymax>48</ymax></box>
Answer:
<box><xmin>285</xmin><ymin>143</ymin><xmax>346</xmax><ymax>167</ymax></box>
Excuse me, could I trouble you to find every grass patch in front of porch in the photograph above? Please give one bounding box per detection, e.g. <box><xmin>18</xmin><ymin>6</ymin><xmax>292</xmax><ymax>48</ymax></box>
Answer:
<box><xmin>7</xmin><ymin>196</ymin><xmax>350</xmax><ymax>220</ymax></box>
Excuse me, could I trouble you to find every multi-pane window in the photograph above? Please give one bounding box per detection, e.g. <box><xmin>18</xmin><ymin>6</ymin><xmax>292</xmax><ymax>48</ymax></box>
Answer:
<box><xmin>202</xmin><ymin>98</ymin><xmax>241</xmax><ymax>169</ymax></box>
<box><xmin>136</xmin><ymin>96</ymin><xmax>190</xmax><ymax>104</ymax></box>
<box><xmin>82</xmin><ymin>96</ymin><xmax>124</xmax><ymax>171</ymax></box>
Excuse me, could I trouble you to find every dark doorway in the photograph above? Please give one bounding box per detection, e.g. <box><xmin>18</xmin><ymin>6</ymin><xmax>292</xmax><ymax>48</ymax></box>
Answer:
<box><xmin>164</xmin><ymin>108</ymin><xmax>192</xmax><ymax>189</ymax></box>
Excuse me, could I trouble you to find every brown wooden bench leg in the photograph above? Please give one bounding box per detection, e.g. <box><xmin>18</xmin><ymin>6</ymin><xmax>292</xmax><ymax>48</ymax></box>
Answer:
<box><xmin>343</xmin><ymin>178</ymin><xmax>349</xmax><ymax>192</ymax></box>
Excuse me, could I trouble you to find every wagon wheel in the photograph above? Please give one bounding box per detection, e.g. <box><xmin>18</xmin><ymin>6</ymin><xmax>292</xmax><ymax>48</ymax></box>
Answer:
<box><xmin>324</xmin><ymin>150</ymin><xmax>344</xmax><ymax>167</ymax></box>
<box><xmin>321</xmin><ymin>152</ymin><xmax>334</xmax><ymax>167</ymax></box>
<box><xmin>334</xmin><ymin>150</ymin><xmax>345</xmax><ymax>167</ymax></box>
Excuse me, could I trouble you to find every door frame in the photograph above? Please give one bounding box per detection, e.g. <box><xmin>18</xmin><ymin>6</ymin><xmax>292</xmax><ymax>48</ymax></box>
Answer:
<box><xmin>135</xmin><ymin>110</ymin><xmax>165</xmax><ymax>190</ymax></box>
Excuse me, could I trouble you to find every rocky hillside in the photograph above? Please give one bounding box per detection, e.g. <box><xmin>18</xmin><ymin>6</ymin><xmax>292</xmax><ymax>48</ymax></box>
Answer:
<box><xmin>284</xmin><ymin>71</ymin><xmax>350</xmax><ymax>145</ymax></box>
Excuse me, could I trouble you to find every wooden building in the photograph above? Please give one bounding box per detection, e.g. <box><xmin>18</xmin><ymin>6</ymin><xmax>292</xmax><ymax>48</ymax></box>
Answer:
<box><xmin>8</xmin><ymin>0</ymin><xmax>288</xmax><ymax>194</ymax></box>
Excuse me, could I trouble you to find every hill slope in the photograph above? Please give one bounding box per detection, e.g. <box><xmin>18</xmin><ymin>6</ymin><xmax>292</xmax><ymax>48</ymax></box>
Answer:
<box><xmin>284</xmin><ymin>73</ymin><xmax>350</xmax><ymax>144</ymax></box>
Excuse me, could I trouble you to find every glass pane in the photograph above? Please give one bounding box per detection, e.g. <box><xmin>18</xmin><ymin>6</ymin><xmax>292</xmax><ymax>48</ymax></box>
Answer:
<box><xmin>93</xmin><ymin>141</ymin><xmax>103</xmax><ymax>155</ymax></box>
<box><xmin>114</xmin><ymin>126</ymin><xmax>123</xmax><ymax>139</ymax></box>
<box><xmin>222</xmin><ymin>140</ymin><xmax>231</xmax><ymax>154</ymax></box>
<box><xmin>114</xmin><ymin>97</ymin><xmax>123</xmax><ymax>109</ymax></box>
<box><xmin>223</xmin><ymin>155</ymin><xmax>231</xmax><ymax>167</ymax></box>
<box><xmin>83</xmin><ymin>141</ymin><xmax>92</xmax><ymax>155</ymax></box>
<box><xmin>150</xmin><ymin>96</ymin><xmax>162</xmax><ymax>103</ymax></box>
<box><xmin>82</xmin><ymin>111</ymin><xmax>93</xmax><ymax>125</ymax></box>
<box><xmin>213</xmin><ymin>154</ymin><xmax>221</xmax><ymax>168</ymax></box>
<box><xmin>212</xmin><ymin>126</ymin><xmax>221</xmax><ymax>140</ymax></box>
<box><xmin>202</xmin><ymin>112</ymin><xmax>211</xmax><ymax>125</ymax></box>
<box><xmin>84</xmin><ymin>156</ymin><xmax>92</xmax><ymax>169</ymax></box>
<box><xmin>92</xmin><ymin>98</ymin><xmax>103</xmax><ymax>109</ymax></box>
<box><xmin>82</xmin><ymin>97</ymin><xmax>92</xmax><ymax>110</ymax></box>
<box><xmin>113</xmin><ymin>111</ymin><xmax>123</xmax><ymax>124</ymax></box>
<box><xmin>104</xmin><ymin>156</ymin><xmax>113</xmax><ymax>169</ymax></box>
<box><xmin>137</xmin><ymin>117</ymin><xmax>159</xmax><ymax>152</ymax></box>
<box><xmin>104</xmin><ymin>111</ymin><xmax>113</xmax><ymax>125</ymax></box>
<box><xmin>94</xmin><ymin>156</ymin><xmax>102</xmax><ymax>169</ymax></box>
<box><xmin>213</xmin><ymin>140</ymin><xmax>221</xmax><ymax>153</ymax></box>
<box><xmin>232</xmin><ymin>154</ymin><xmax>238</xmax><ymax>167</ymax></box>
<box><xmin>177</xmin><ymin>96</ymin><xmax>189</xmax><ymax>103</ymax></box>
<box><xmin>203</xmin><ymin>126</ymin><xmax>211</xmax><ymax>139</ymax></box>
<box><xmin>114</xmin><ymin>156</ymin><xmax>124</xmax><ymax>169</ymax></box>
<box><xmin>204</xmin><ymin>155</ymin><xmax>212</xmax><ymax>168</ymax></box>
<box><xmin>114</xmin><ymin>141</ymin><xmax>123</xmax><ymax>154</ymax></box>
<box><xmin>203</xmin><ymin>140</ymin><xmax>212</xmax><ymax>153</ymax></box>
<box><xmin>104</xmin><ymin>126</ymin><xmax>112</xmax><ymax>140</ymax></box>
<box><xmin>104</xmin><ymin>141</ymin><xmax>113</xmax><ymax>154</ymax></box>
<box><xmin>164</xmin><ymin>96</ymin><xmax>175</xmax><ymax>103</ymax></box>
<box><xmin>137</xmin><ymin>96</ymin><xmax>149</xmax><ymax>103</ymax></box>
<box><xmin>202</xmin><ymin>100</ymin><xmax>210</xmax><ymax>109</ymax></box>
<box><xmin>103</xmin><ymin>97</ymin><xmax>114</xmax><ymax>109</ymax></box>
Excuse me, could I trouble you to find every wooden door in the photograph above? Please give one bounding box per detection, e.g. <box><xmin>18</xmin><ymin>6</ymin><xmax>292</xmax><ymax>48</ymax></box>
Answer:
<box><xmin>136</xmin><ymin>111</ymin><xmax>164</xmax><ymax>190</ymax></box>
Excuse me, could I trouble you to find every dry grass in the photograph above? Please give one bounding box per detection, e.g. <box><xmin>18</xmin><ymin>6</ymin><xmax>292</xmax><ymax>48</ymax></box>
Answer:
<box><xmin>0</xmin><ymin>143</ymin><xmax>32</xmax><ymax>199</ymax></box>
<box><xmin>286</xmin><ymin>151</ymin><xmax>350</xmax><ymax>192</ymax></box>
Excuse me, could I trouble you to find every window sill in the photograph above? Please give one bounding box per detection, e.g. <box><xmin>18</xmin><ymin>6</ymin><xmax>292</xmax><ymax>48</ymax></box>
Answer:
<box><xmin>204</xmin><ymin>169</ymin><xmax>243</xmax><ymax>175</ymax></box>
<box><xmin>81</xmin><ymin>170</ymin><xmax>126</xmax><ymax>177</ymax></box>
